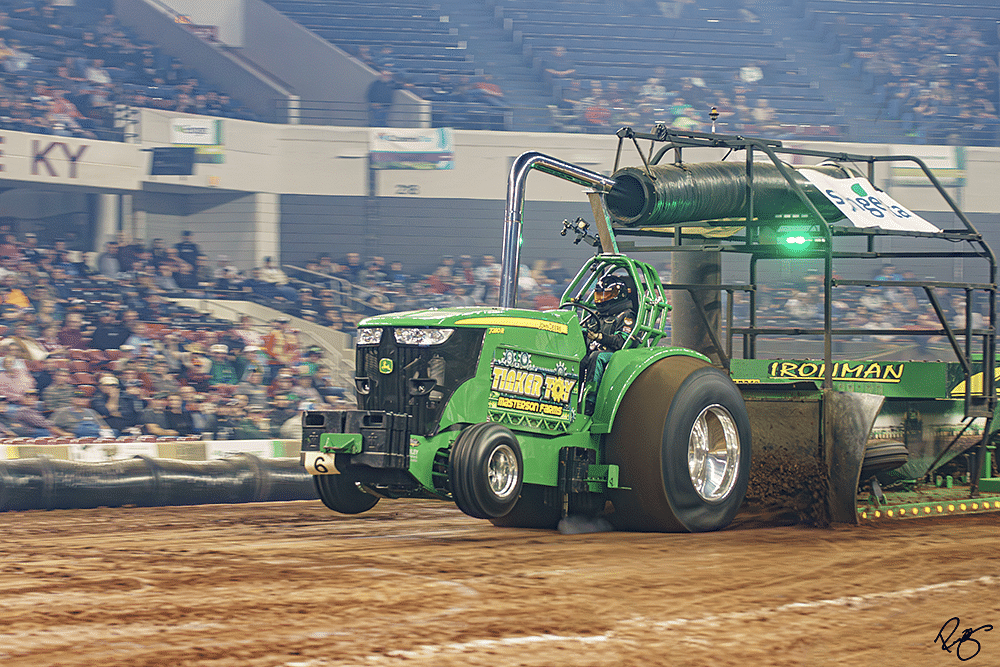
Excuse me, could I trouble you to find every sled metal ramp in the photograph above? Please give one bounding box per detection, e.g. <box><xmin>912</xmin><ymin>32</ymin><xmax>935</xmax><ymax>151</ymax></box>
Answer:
<box><xmin>737</xmin><ymin>383</ymin><xmax>883</xmax><ymax>526</ymax></box>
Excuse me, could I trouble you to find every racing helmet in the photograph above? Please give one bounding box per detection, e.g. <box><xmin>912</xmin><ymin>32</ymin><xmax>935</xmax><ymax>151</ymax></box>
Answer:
<box><xmin>593</xmin><ymin>273</ymin><xmax>634</xmax><ymax>308</ymax></box>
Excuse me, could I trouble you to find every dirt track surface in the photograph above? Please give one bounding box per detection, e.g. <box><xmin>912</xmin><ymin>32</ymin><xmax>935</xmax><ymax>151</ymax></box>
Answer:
<box><xmin>0</xmin><ymin>500</ymin><xmax>998</xmax><ymax>667</ymax></box>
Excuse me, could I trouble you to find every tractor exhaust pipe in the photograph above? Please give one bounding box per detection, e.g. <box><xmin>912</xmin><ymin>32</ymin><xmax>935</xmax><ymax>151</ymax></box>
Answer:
<box><xmin>501</xmin><ymin>152</ymin><xmax>616</xmax><ymax>308</ymax></box>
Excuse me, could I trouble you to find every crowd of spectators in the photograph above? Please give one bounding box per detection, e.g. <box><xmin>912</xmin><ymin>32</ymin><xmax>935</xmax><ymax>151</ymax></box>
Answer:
<box><xmin>845</xmin><ymin>14</ymin><xmax>1000</xmax><ymax>145</ymax></box>
<box><xmin>0</xmin><ymin>0</ymin><xmax>991</xmax><ymax>146</ymax></box>
<box><xmin>0</xmin><ymin>227</ymin><xmax>359</xmax><ymax>442</ymax></box>
<box><xmin>535</xmin><ymin>0</ymin><xmax>842</xmax><ymax>139</ymax></box>
<box><xmin>0</xmin><ymin>0</ymin><xmax>254</xmax><ymax>142</ymax></box>
<box><xmin>545</xmin><ymin>56</ymin><xmax>811</xmax><ymax>138</ymax></box>
<box><xmin>360</xmin><ymin>44</ymin><xmax>509</xmax><ymax>131</ymax></box>
<box><xmin>747</xmin><ymin>264</ymin><xmax>982</xmax><ymax>359</ymax></box>
<box><xmin>0</xmin><ymin>220</ymin><xmax>987</xmax><ymax>441</ymax></box>
<box><xmin>540</xmin><ymin>4</ymin><xmax>998</xmax><ymax>143</ymax></box>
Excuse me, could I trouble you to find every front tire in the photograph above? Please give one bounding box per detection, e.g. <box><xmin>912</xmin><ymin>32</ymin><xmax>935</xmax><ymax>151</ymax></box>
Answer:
<box><xmin>606</xmin><ymin>357</ymin><xmax>751</xmax><ymax>532</ymax></box>
<box><xmin>314</xmin><ymin>473</ymin><xmax>379</xmax><ymax>515</ymax></box>
<box><xmin>450</xmin><ymin>422</ymin><xmax>524</xmax><ymax>519</ymax></box>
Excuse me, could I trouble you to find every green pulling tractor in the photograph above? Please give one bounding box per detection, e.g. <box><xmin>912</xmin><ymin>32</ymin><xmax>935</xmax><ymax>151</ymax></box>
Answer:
<box><xmin>301</xmin><ymin>127</ymin><xmax>1000</xmax><ymax>531</ymax></box>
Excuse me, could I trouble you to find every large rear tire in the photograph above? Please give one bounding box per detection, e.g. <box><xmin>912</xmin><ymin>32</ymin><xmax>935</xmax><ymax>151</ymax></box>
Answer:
<box><xmin>488</xmin><ymin>483</ymin><xmax>561</xmax><ymax>529</ymax></box>
<box><xmin>314</xmin><ymin>473</ymin><xmax>379</xmax><ymax>515</ymax></box>
<box><xmin>605</xmin><ymin>356</ymin><xmax>750</xmax><ymax>532</ymax></box>
<box><xmin>450</xmin><ymin>422</ymin><xmax>524</xmax><ymax>519</ymax></box>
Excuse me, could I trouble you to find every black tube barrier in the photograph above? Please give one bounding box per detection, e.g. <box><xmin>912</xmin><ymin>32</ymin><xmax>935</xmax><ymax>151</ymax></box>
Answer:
<box><xmin>606</xmin><ymin>162</ymin><xmax>850</xmax><ymax>227</ymax></box>
<box><xmin>0</xmin><ymin>454</ymin><xmax>317</xmax><ymax>512</ymax></box>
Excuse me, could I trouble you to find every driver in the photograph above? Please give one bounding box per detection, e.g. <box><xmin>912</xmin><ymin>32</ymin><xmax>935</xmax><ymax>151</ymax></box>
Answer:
<box><xmin>582</xmin><ymin>273</ymin><xmax>637</xmax><ymax>413</ymax></box>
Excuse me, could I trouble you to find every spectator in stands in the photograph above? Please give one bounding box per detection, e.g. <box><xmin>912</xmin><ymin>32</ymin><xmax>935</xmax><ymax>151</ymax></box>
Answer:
<box><xmin>739</xmin><ymin>62</ymin><xmax>765</xmax><ymax>88</ymax></box>
<box><xmin>84</xmin><ymin>58</ymin><xmax>111</xmax><ymax>85</ymax></box>
<box><xmin>143</xmin><ymin>356</ymin><xmax>177</xmax><ymax>396</ymax></box>
<box><xmin>91</xmin><ymin>374</ymin><xmax>141</xmax><ymax>435</ymax></box>
<box><xmin>175</xmin><ymin>230</ymin><xmax>199</xmax><ymax>268</ymax></box>
<box><xmin>190</xmin><ymin>395</ymin><xmax>218</xmax><ymax>436</ymax></box>
<box><xmin>0</xmin><ymin>351</ymin><xmax>34</xmax><ymax>400</ymax></box>
<box><xmin>321</xmin><ymin>307</ymin><xmax>346</xmax><ymax>332</ymax></box>
<box><xmin>47</xmin><ymin>88</ymin><xmax>95</xmax><ymax>139</ymax></box>
<box><xmin>172</xmin><ymin>260</ymin><xmax>200</xmax><ymax>294</ymax></box>
<box><xmin>233</xmin><ymin>343</ymin><xmax>263</xmax><ymax>381</ymax></box>
<box><xmin>639</xmin><ymin>77</ymin><xmax>670</xmax><ymax>105</ymax></box>
<box><xmin>51</xmin><ymin>389</ymin><xmax>109</xmax><ymax>438</ymax></box>
<box><xmin>123</xmin><ymin>319</ymin><xmax>153</xmax><ymax>350</ymax></box>
<box><xmin>5</xmin><ymin>389</ymin><xmax>70</xmax><ymax>437</ymax></box>
<box><xmin>235</xmin><ymin>368</ymin><xmax>268</xmax><ymax>409</ymax></box>
<box><xmin>672</xmin><ymin>106</ymin><xmax>704</xmax><ymax>131</ymax></box>
<box><xmin>153</xmin><ymin>263</ymin><xmax>181</xmax><ymax>293</ymax></box>
<box><xmin>268</xmin><ymin>393</ymin><xmax>299</xmax><ymax>432</ymax></box>
<box><xmin>258</xmin><ymin>256</ymin><xmax>298</xmax><ymax>302</ymax></box>
<box><xmin>234</xmin><ymin>404</ymin><xmax>270</xmax><ymax>439</ymax></box>
<box><xmin>164</xmin><ymin>392</ymin><xmax>196</xmax><ymax>436</ymax></box>
<box><xmin>298</xmin><ymin>346</ymin><xmax>323</xmax><ymax>378</ymax></box>
<box><xmin>41</xmin><ymin>368</ymin><xmax>74</xmax><ymax>415</ymax></box>
<box><xmin>3</xmin><ymin>321</ymin><xmax>46</xmax><ymax>361</ymax></box>
<box><xmin>784</xmin><ymin>286</ymin><xmax>821</xmax><ymax>325</ymax></box>
<box><xmin>97</xmin><ymin>240</ymin><xmax>123</xmax><ymax>279</ymax></box>
<box><xmin>270</xmin><ymin>370</ymin><xmax>297</xmax><ymax>402</ymax></box>
<box><xmin>114</xmin><ymin>232</ymin><xmax>141</xmax><ymax>273</ymax></box>
<box><xmin>21</xmin><ymin>232</ymin><xmax>44</xmax><ymax>266</ymax></box>
<box><xmin>90</xmin><ymin>310</ymin><xmax>129</xmax><ymax>350</ymax></box>
<box><xmin>263</xmin><ymin>316</ymin><xmax>295</xmax><ymax>380</ymax></box>
<box><xmin>213</xmin><ymin>254</ymin><xmax>240</xmax><ymax>291</ymax></box>
<box><xmin>193</xmin><ymin>254</ymin><xmax>213</xmax><ymax>289</ymax></box>
<box><xmin>230</xmin><ymin>314</ymin><xmax>264</xmax><ymax>351</ymax></box>
<box><xmin>1</xmin><ymin>272</ymin><xmax>29</xmax><ymax>310</ymax></box>
<box><xmin>341</xmin><ymin>252</ymin><xmax>364</xmax><ymax>284</ymax></box>
<box><xmin>366</xmin><ymin>70</ymin><xmax>398</xmax><ymax>127</ymax></box>
<box><xmin>138</xmin><ymin>391</ymin><xmax>174</xmax><ymax>437</ymax></box>
<box><xmin>750</xmin><ymin>98</ymin><xmax>782</xmax><ymax>135</ymax></box>
<box><xmin>545</xmin><ymin>46</ymin><xmax>576</xmax><ymax>83</ymax></box>
<box><xmin>361</xmin><ymin>279</ymin><xmax>394</xmax><ymax>315</ymax></box>
<box><xmin>57</xmin><ymin>311</ymin><xmax>87</xmax><ymax>349</ymax></box>
<box><xmin>145</xmin><ymin>237</ymin><xmax>166</xmax><ymax>268</ymax></box>
<box><xmin>180</xmin><ymin>343</ymin><xmax>211</xmax><ymax>391</ymax></box>
<box><xmin>355</xmin><ymin>45</ymin><xmax>377</xmax><ymax>70</ymax></box>
<box><xmin>206</xmin><ymin>343</ymin><xmax>239</xmax><ymax>386</ymax></box>
<box><xmin>292</xmin><ymin>370</ymin><xmax>323</xmax><ymax>408</ymax></box>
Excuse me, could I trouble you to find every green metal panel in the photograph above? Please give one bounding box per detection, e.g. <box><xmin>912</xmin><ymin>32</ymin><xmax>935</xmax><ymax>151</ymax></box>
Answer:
<box><xmin>319</xmin><ymin>433</ymin><xmax>361</xmax><ymax>454</ymax></box>
<box><xmin>731</xmin><ymin>358</ymin><xmax>956</xmax><ymax>400</ymax></box>
<box><xmin>424</xmin><ymin>306</ymin><xmax>589</xmax><ymax>433</ymax></box>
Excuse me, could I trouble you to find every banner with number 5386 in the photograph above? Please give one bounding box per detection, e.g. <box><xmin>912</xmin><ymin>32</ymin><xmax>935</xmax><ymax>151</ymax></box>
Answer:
<box><xmin>799</xmin><ymin>168</ymin><xmax>940</xmax><ymax>233</ymax></box>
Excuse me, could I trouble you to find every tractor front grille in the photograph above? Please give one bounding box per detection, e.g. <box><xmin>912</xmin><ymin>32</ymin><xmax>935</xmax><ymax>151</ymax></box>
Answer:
<box><xmin>356</xmin><ymin>327</ymin><xmax>485</xmax><ymax>436</ymax></box>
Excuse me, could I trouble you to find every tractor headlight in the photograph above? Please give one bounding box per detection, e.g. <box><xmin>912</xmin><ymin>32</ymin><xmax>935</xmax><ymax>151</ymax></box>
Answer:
<box><xmin>394</xmin><ymin>328</ymin><xmax>454</xmax><ymax>346</ymax></box>
<box><xmin>356</xmin><ymin>327</ymin><xmax>383</xmax><ymax>346</ymax></box>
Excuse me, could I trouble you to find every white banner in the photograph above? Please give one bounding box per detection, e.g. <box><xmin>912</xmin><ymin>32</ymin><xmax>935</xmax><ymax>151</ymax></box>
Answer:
<box><xmin>170</xmin><ymin>118</ymin><xmax>222</xmax><ymax>146</ymax></box>
<box><xmin>800</xmin><ymin>169</ymin><xmax>940</xmax><ymax>233</ymax></box>
<box><xmin>369</xmin><ymin>127</ymin><xmax>453</xmax><ymax>170</ymax></box>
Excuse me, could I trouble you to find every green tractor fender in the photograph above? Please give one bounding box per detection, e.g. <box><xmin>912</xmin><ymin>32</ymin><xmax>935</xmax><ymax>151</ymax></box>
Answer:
<box><xmin>589</xmin><ymin>347</ymin><xmax>712</xmax><ymax>433</ymax></box>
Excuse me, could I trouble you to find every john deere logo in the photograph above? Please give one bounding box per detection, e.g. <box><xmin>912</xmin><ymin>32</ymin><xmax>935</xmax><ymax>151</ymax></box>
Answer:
<box><xmin>379</xmin><ymin>358</ymin><xmax>394</xmax><ymax>374</ymax></box>
<box><xmin>851</xmin><ymin>183</ymin><xmax>867</xmax><ymax>197</ymax></box>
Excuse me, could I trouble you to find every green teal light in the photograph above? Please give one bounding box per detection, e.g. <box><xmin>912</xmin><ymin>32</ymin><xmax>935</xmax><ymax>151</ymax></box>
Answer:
<box><xmin>779</xmin><ymin>226</ymin><xmax>821</xmax><ymax>253</ymax></box>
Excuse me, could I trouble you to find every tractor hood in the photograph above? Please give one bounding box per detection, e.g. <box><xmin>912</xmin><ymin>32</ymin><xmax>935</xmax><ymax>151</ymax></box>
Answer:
<box><xmin>360</xmin><ymin>306</ymin><xmax>580</xmax><ymax>334</ymax></box>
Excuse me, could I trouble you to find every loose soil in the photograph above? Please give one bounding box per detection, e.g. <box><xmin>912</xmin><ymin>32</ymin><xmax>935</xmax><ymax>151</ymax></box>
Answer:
<box><xmin>0</xmin><ymin>499</ymin><xmax>998</xmax><ymax>666</ymax></box>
